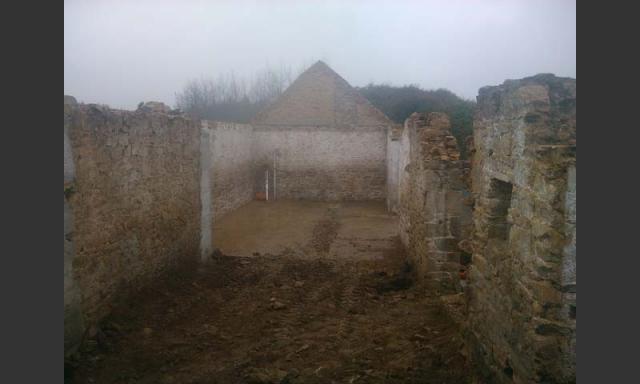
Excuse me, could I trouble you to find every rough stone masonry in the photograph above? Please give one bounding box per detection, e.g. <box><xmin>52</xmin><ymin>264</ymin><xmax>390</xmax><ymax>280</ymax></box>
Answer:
<box><xmin>388</xmin><ymin>74</ymin><xmax>575</xmax><ymax>383</ymax></box>
<box><xmin>396</xmin><ymin>112</ymin><xmax>473</xmax><ymax>293</ymax></box>
<box><xmin>465</xmin><ymin>74</ymin><xmax>576</xmax><ymax>383</ymax></box>
<box><xmin>64</xmin><ymin>101</ymin><xmax>201</xmax><ymax>355</ymax></box>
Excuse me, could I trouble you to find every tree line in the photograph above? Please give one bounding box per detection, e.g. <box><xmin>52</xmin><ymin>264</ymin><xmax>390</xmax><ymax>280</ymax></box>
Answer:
<box><xmin>356</xmin><ymin>84</ymin><xmax>475</xmax><ymax>153</ymax></box>
<box><xmin>175</xmin><ymin>67</ymin><xmax>476</xmax><ymax>150</ymax></box>
<box><xmin>175</xmin><ymin>64</ymin><xmax>305</xmax><ymax>123</ymax></box>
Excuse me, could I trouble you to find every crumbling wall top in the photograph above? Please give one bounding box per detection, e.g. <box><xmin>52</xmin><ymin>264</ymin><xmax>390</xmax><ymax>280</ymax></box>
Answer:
<box><xmin>407</xmin><ymin>112</ymin><xmax>461</xmax><ymax>162</ymax></box>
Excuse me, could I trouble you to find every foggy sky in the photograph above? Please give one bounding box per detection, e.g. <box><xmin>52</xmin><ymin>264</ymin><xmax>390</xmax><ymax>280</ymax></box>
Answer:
<box><xmin>64</xmin><ymin>0</ymin><xmax>576</xmax><ymax>110</ymax></box>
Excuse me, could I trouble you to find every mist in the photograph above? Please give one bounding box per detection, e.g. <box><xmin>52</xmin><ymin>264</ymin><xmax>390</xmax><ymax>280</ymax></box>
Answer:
<box><xmin>64</xmin><ymin>0</ymin><xmax>576</xmax><ymax>110</ymax></box>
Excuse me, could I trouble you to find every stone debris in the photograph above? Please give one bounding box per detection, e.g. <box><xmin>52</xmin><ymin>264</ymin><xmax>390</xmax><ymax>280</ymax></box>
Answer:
<box><xmin>137</xmin><ymin>101</ymin><xmax>172</xmax><ymax>114</ymax></box>
<box><xmin>269</xmin><ymin>298</ymin><xmax>287</xmax><ymax>310</ymax></box>
<box><xmin>245</xmin><ymin>367</ymin><xmax>290</xmax><ymax>384</ymax></box>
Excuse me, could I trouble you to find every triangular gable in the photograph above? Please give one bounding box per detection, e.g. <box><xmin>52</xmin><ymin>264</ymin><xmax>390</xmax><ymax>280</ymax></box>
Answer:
<box><xmin>253</xmin><ymin>61</ymin><xmax>392</xmax><ymax>127</ymax></box>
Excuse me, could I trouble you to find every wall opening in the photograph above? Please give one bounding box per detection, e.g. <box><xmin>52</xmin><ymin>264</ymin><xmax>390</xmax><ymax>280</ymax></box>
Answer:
<box><xmin>487</xmin><ymin>178</ymin><xmax>513</xmax><ymax>240</ymax></box>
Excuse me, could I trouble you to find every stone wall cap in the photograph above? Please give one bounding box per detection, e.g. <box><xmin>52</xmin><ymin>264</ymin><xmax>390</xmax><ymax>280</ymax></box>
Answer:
<box><xmin>137</xmin><ymin>101</ymin><xmax>172</xmax><ymax>114</ymax></box>
<box><xmin>64</xmin><ymin>95</ymin><xmax>77</xmax><ymax>106</ymax></box>
<box><xmin>478</xmin><ymin>73</ymin><xmax>576</xmax><ymax>96</ymax></box>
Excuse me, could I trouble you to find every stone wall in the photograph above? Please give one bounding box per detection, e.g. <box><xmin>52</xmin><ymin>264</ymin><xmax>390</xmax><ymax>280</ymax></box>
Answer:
<box><xmin>386</xmin><ymin>126</ymin><xmax>403</xmax><ymax>213</ymax></box>
<box><xmin>252</xmin><ymin>126</ymin><xmax>387</xmax><ymax>201</ymax></box>
<box><xmin>64</xmin><ymin>96</ymin><xmax>84</xmax><ymax>356</ymax></box>
<box><xmin>397</xmin><ymin>123</ymin><xmax>412</xmax><ymax>246</ymax></box>
<box><xmin>65</xmin><ymin>102</ymin><xmax>201</xmax><ymax>354</ymax></box>
<box><xmin>466</xmin><ymin>74</ymin><xmax>576</xmax><ymax>383</ymax></box>
<box><xmin>398</xmin><ymin>112</ymin><xmax>473</xmax><ymax>292</ymax></box>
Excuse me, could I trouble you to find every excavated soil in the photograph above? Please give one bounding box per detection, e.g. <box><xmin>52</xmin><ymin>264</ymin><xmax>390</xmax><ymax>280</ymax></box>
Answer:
<box><xmin>67</xmin><ymin>203</ymin><xmax>472</xmax><ymax>384</ymax></box>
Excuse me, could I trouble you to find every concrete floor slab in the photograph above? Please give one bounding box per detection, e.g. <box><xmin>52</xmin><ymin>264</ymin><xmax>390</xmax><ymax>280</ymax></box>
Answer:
<box><xmin>212</xmin><ymin>200</ymin><xmax>398</xmax><ymax>260</ymax></box>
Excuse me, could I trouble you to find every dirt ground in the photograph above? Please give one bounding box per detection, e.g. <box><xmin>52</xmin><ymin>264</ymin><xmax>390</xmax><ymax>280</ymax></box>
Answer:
<box><xmin>67</xmin><ymin>202</ymin><xmax>472</xmax><ymax>383</ymax></box>
<box><xmin>212</xmin><ymin>201</ymin><xmax>398</xmax><ymax>260</ymax></box>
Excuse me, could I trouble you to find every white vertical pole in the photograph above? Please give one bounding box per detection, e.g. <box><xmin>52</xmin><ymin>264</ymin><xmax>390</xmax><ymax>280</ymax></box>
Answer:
<box><xmin>265</xmin><ymin>169</ymin><xmax>269</xmax><ymax>201</ymax></box>
<box><xmin>273</xmin><ymin>153</ymin><xmax>277</xmax><ymax>201</ymax></box>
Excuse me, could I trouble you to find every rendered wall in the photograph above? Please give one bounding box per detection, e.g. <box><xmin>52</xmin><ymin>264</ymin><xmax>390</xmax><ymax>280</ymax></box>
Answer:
<box><xmin>65</xmin><ymin>102</ymin><xmax>201</xmax><ymax>352</ymax></box>
<box><xmin>206</xmin><ymin>121</ymin><xmax>254</xmax><ymax>221</ymax></box>
<box><xmin>252</xmin><ymin>126</ymin><xmax>387</xmax><ymax>201</ymax></box>
<box><xmin>386</xmin><ymin>126</ymin><xmax>403</xmax><ymax>212</ymax></box>
<box><xmin>466</xmin><ymin>74</ymin><xmax>576</xmax><ymax>383</ymax></box>
<box><xmin>199</xmin><ymin>121</ymin><xmax>254</xmax><ymax>260</ymax></box>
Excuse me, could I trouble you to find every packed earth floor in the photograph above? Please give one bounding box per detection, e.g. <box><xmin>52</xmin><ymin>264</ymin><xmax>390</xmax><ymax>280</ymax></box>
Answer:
<box><xmin>67</xmin><ymin>202</ymin><xmax>472</xmax><ymax>383</ymax></box>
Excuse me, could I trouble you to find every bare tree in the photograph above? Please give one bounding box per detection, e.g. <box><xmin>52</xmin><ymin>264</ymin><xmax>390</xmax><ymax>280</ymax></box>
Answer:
<box><xmin>175</xmin><ymin>63</ymin><xmax>308</xmax><ymax>122</ymax></box>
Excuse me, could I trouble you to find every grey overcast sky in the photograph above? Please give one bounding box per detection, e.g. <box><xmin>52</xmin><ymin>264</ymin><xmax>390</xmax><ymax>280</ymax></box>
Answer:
<box><xmin>64</xmin><ymin>0</ymin><xmax>576</xmax><ymax>109</ymax></box>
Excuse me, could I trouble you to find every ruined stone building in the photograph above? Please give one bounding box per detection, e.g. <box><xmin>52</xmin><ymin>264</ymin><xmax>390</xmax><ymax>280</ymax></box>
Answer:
<box><xmin>252</xmin><ymin>61</ymin><xmax>391</xmax><ymax>201</ymax></box>
<box><xmin>65</xmin><ymin>62</ymin><xmax>576</xmax><ymax>383</ymax></box>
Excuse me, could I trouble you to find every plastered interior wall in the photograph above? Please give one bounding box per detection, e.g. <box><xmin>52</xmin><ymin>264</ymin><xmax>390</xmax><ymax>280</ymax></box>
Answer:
<box><xmin>65</xmin><ymin>103</ymin><xmax>201</xmax><ymax>352</ymax></box>
<box><xmin>252</xmin><ymin>126</ymin><xmax>387</xmax><ymax>201</ymax></box>
<box><xmin>199</xmin><ymin>121</ymin><xmax>255</xmax><ymax>260</ymax></box>
<box><xmin>386</xmin><ymin>126</ymin><xmax>403</xmax><ymax>212</ymax></box>
<box><xmin>206</xmin><ymin>121</ymin><xmax>254</xmax><ymax>221</ymax></box>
